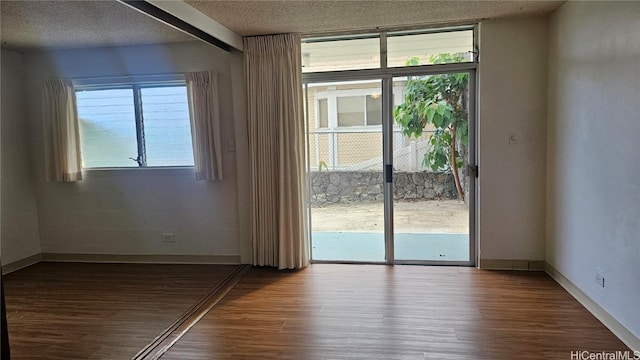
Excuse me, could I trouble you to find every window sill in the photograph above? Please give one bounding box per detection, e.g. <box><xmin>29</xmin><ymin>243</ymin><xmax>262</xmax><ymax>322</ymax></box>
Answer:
<box><xmin>81</xmin><ymin>166</ymin><xmax>195</xmax><ymax>177</ymax></box>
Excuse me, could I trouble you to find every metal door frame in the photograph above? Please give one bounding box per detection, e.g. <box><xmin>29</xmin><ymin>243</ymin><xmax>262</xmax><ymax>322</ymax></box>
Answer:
<box><xmin>303</xmin><ymin>27</ymin><xmax>479</xmax><ymax>266</ymax></box>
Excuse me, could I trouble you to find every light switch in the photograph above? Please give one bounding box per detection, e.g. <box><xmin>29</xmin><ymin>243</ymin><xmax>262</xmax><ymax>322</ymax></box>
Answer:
<box><xmin>228</xmin><ymin>140</ymin><xmax>236</xmax><ymax>152</ymax></box>
<box><xmin>508</xmin><ymin>132</ymin><xmax>518</xmax><ymax>145</ymax></box>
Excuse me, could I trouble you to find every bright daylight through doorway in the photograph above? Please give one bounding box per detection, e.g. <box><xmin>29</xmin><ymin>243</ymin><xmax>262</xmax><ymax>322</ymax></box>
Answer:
<box><xmin>303</xmin><ymin>28</ymin><xmax>476</xmax><ymax>264</ymax></box>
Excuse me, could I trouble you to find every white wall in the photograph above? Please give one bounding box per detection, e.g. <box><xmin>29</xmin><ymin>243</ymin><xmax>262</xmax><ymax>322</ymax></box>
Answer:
<box><xmin>478</xmin><ymin>17</ymin><xmax>548</xmax><ymax>261</ymax></box>
<box><xmin>0</xmin><ymin>49</ymin><xmax>42</xmax><ymax>265</ymax></box>
<box><xmin>23</xmin><ymin>41</ymin><xmax>249</xmax><ymax>260</ymax></box>
<box><xmin>547</xmin><ymin>2</ymin><xmax>640</xmax><ymax>339</ymax></box>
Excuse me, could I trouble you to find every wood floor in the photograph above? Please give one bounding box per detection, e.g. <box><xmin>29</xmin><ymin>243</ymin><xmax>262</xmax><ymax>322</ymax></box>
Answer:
<box><xmin>163</xmin><ymin>265</ymin><xmax>629</xmax><ymax>360</ymax></box>
<box><xmin>3</xmin><ymin>262</ymin><xmax>239</xmax><ymax>359</ymax></box>
<box><xmin>3</xmin><ymin>263</ymin><xmax>630</xmax><ymax>359</ymax></box>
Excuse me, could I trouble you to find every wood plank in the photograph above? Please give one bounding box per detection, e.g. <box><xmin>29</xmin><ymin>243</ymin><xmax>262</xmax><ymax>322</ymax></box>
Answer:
<box><xmin>3</xmin><ymin>262</ymin><xmax>239</xmax><ymax>360</ymax></box>
<box><xmin>162</xmin><ymin>265</ymin><xmax>630</xmax><ymax>360</ymax></box>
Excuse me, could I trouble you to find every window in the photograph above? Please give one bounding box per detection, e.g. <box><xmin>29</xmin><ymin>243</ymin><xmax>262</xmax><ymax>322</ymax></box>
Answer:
<box><xmin>76</xmin><ymin>83</ymin><xmax>194</xmax><ymax>168</ymax></box>
<box><xmin>337</xmin><ymin>96</ymin><xmax>364</xmax><ymax>126</ymax></box>
<box><xmin>365</xmin><ymin>94</ymin><xmax>382</xmax><ymax>126</ymax></box>
<box><xmin>302</xmin><ymin>27</ymin><xmax>475</xmax><ymax>73</ymax></box>
<box><xmin>315</xmin><ymin>88</ymin><xmax>382</xmax><ymax>129</ymax></box>
<box><xmin>318</xmin><ymin>98</ymin><xmax>329</xmax><ymax>128</ymax></box>
<box><xmin>386</xmin><ymin>29</ymin><xmax>474</xmax><ymax>67</ymax></box>
<box><xmin>337</xmin><ymin>95</ymin><xmax>381</xmax><ymax>127</ymax></box>
<box><xmin>302</xmin><ymin>35</ymin><xmax>380</xmax><ymax>73</ymax></box>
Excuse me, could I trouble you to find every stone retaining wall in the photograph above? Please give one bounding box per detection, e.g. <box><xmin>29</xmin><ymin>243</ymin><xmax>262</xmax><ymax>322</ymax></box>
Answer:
<box><xmin>310</xmin><ymin>171</ymin><xmax>457</xmax><ymax>206</ymax></box>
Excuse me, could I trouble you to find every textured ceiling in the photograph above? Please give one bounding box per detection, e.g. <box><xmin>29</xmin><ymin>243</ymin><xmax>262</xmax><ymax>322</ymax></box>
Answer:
<box><xmin>0</xmin><ymin>0</ymin><xmax>564</xmax><ymax>50</ymax></box>
<box><xmin>0</xmin><ymin>1</ymin><xmax>195</xmax><ymax>50</ymax></box>
<box><xmin>186</xmin><ymin>0</ymin><xmax>565</xmax><ymax>36</ymax></box>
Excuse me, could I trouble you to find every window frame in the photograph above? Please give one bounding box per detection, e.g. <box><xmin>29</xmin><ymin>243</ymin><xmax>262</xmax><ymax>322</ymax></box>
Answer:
<box><xmin>74</xmin><ymin>77</ymin><xmax>194</xmax><ymax>169</ymax></box>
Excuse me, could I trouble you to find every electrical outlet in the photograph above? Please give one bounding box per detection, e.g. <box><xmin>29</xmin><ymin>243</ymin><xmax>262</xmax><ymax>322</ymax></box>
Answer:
<box><xmin>596</xmin><ymin>272</ymin><xmax>605</xmax><ymax>288</ymax></box>
<box><xmin>162</xmin><ymin>233</ymin><xmax>175</xmax><ymax>243</ymax></box>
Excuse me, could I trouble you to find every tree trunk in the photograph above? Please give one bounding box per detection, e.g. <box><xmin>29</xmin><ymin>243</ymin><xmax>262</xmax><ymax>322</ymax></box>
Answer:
<box><xmin>450</xmin><ymin>126</ymin><xmax>464</xmax><ymax>200</ymax></box>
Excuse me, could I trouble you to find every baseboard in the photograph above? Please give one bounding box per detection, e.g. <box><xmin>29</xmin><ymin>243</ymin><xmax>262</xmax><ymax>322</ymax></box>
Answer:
<box><xmin>41</xmin><ymin>253</ymin><xmax>241</xmax><ymax>265</ymax></box>
<box><xmin>545</xmin><ymin>263</ymin><xmax>640</xmax><ymax>352</ymax></box>
<box><xmin>2</xmin><ymin>253</ymin><xmax>43</xmax><ymax>275</ymax></box>
<box><xmin>478</xmin><ymin>258</ymin><xmax>545</xmax><ymax>271</ymax></box>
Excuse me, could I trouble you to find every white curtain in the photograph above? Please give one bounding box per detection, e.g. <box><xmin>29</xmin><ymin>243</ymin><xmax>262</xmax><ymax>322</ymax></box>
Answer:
<box><xmin>43</xmin><ymin>78</ymin><xmax>82</xmax><ymax>182</ymax></box>
<box><xmin>244</xmin><ymin>34</ymin><xmax>309</xmax><ymax>270</ymax></box>
<box><xmin>185</xmin><ymin>70</ymin><xmax>223</xmax><ymax>181</ymax></box>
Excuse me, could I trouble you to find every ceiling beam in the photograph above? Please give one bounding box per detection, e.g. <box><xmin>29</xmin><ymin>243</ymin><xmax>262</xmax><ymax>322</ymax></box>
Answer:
<box><xmin>118</xmin><ymin>0</ymin><xmax>243</xmax><ymax>52</ymax></box>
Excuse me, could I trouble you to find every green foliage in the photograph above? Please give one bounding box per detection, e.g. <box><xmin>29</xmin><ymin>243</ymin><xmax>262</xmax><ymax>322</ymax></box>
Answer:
<box><xmin>318</xmin><ymin>160</ymin><xmax>329</xmax><ymax>171</ymax></box>
<box><xmin>393</xmin><ymin>54</ymin><xmax>469</xmax><ymax>172</ymax></box>
<box><xmin>424</xmin><ymin>129</ymin><xmax>450</xmax><ymax>170</ymax></box>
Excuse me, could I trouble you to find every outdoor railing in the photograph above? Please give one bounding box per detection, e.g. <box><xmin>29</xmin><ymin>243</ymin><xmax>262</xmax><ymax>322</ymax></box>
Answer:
<box><xmin>307</xmin><ymin>129</ymin><xmax>434</xmax><ymax>172</ymax></box>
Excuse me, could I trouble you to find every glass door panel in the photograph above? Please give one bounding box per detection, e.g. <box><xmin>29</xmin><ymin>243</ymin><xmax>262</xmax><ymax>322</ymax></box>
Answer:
<box><xmin>305</xmin><ymin>80</ymin><xmax>385</xmax><ymax>262</ymax></box>
<box><xmin>391</xmin><ymin>72</ymin><xmax>472</xmax><ymax>263</ymax></box>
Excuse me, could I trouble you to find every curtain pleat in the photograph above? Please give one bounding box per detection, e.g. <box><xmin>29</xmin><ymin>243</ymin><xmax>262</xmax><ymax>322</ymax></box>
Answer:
<box><xmin>245</xmin><ymin>34</ymin><xmax>309</xmax><ymax>270</ymax></box>
<box><xmin>43</xmin><ymin>78</ymin><xmax>82</xmax><ymax>182</ymax></box>
<box><xmin>185</xmin><ymin>70</ymin><xmax>223</xmax><ymax>181</ymax></box>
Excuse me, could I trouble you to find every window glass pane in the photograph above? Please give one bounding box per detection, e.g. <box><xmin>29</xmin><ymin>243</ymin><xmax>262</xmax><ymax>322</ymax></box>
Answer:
<box><xmin>77</xmin><ymin>88</ymin><xmax>138</xmax><ymax>168</ymax></box>
<box><xmin>387</xmin><ymin>30</ymin><xmax>473</xmax><ymax>67</ymax></box>
<box><xmin>366</xmin><ymin>94</ymin><xmax>382</xmax><ymax>125</ymax></box>
<box><xmin>337</xmin><ymin>96</ymin><xmax>364</xmax><ymax>127</ymax></box>
<box><xmin>141</xmin><ymin>86</ymin><xmax>194</xmax><ymax>166</ymax></box>
<box><xmin>318</xmin><ymin>98</ymin><xmax>328</xmax><ymax>128</ymax></box>
<box><xmin>302</xmin><ymin>36</ymin><xmax>380</xmax><ymax>73</ymax></box>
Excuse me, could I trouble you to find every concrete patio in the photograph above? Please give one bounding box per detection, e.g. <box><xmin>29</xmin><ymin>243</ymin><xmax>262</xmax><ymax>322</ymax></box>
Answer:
<box><xmin>310</xmin><ymin>200</ymin><xmax>470</xmax><ymax>262</ymax></box>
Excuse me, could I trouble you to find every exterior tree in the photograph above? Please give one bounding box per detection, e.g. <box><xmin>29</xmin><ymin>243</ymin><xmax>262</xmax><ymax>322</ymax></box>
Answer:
<box><xmin>393</xmin><ymin>54</ymin><xmax>469</xmax><ymax>200</ymax></box>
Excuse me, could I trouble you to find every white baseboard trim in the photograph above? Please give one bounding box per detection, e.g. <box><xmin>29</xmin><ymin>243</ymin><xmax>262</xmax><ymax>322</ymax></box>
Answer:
<box><xmin>478</xmin><ymin>258</ymin><xmax>545</xmax><ymax>271</ymax></box>
<box><xmin>2</xmin><ymin>253</ymin><xmax>43</xmax><ymax>275</ymax></box>
<box><xmin>41</xmin><ymin>253</ymin><xmax>242</xmax><ymax>265</ymax></box>
<box><xmin>545</xmin><ymin>263</ymin><xmax>640</xmax><ymax>352</ymax></box>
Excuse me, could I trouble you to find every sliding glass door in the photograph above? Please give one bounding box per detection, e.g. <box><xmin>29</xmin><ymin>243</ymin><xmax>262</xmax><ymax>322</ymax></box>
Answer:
<box><xmin>304</xmin><ymin>71</ymin><xmax>475</xmax><ymax>265</ymax></box>
<box><xmin>392</xmin><ymin>72</ymin><xmax>475</xmax><ymax>264</ymax></box>
<box><xmin>302</xmin><ymin>27</ymin><xmax>477</xmax><ymax>265</ymax></box>
<box><xmin>305</xmin><ymin>80</ymin><xmax>385</xmax><ymax>262</ymax></box>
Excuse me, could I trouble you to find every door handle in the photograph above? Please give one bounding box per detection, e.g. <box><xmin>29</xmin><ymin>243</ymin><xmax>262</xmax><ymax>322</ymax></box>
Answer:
<box><xmin>385</xmin><ymin>164</ymin><xmax>393</xmax><ymax>183</ymax></box>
